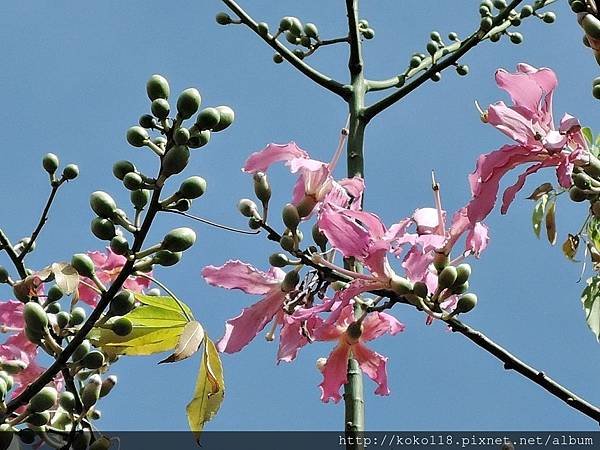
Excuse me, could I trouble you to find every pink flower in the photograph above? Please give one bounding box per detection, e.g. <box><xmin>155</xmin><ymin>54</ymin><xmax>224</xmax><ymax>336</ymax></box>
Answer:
<box><xmin>468</xmin><ymin>64</ymin><xmax>588</xmax><ymax>222</ymax></box>
<box><xmin>77</xmin><ymin>248</ymin><xmax>151</xmax><ymax>307</ymax></box>
<box><xmin>202</xmin><ymin>260</ymin><xmax>315</xmax><ymax>360</ymax></box>
<box><xmin>314</xmin><ymin>304</ymin><xmax>404</xmax><ymax>403</ymax></box>
<box><xmin>242</xmin><ymin>142</ymin><xmax>364</xmax><ymax>215</ymax></box>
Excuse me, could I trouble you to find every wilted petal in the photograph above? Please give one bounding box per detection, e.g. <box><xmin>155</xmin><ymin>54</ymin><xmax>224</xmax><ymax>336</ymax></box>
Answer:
<box><xmin>242</xmin><ymin>142</ymin><xmax>310</xmax><ymax>174</ymax></box>
<box><xmin>319</xmin><ymin>342</ymin><xmax>351</xmax><ymax>403</ymax></box>
<box><xmin>352</xmin><ymin>342</ymin><xmax>390</xmax><ymax>396</ymax></box>
<box><xmin>202</xmin><ymin>260</ymin><xmax>283</xmax><ymax>295</ymax></box>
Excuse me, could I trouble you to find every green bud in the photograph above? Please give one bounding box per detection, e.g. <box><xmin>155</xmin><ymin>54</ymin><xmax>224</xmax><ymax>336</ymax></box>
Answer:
<box><xmin>71</xmin><ymin>253</ymin><xmax>95</xmax><ymax>278</ymax></box>
<box><xmin>593</xmin><ymin>84</ymin><xmax>600</xmax><ymax>100</ymax></box>
<box><xmin>126</xmin><ymin>126</ymin><xmax>149</xmax><ymax>147</ymax></box>
<box><xmin>519</xmin><ymin>5</ymin><xmax>533</xmax><ymax>17</ymax></box>
<box><xmin>448</xmin><ymin>32</ymin><xmax>459</xmax><ymax>41</ymax></box>
<box><xmin>196</xmin><ymin>107</ymin><xmax>221</xmax><ymax>131</ymax></box>
<box><xmin>91</xmin><ymin>218</ymin><xmax>116</xmax><ymax>241</ymax></box>
<box><xmin>29</xmin><ymin>386</ymin><xmax>57</xmax><ymax>412</ymax></box>
<box><xmin>430</xmin><ymin>31</ymin><xmax>441</xmax><ymax>42</ymax></box>
<box><xmin>452</xmin><ymin>281</ymin><xmax>469</xmax><ymax>295</ymax></box>
<box><xmin>154</xmin><ymin>136</ymin><xmax>167</xmax><ymax>146</ymax></box>
<box><xmin>269</xmin><ymin>253</ymin><xmax>290</xmax><ymax>267</ymax></box>
<box><xmin>17</xmin><ymin>428</ymin><xmax>35</xmax><ymax>445</ymax></box>
<box><xmin>569</xmin><ymin>186</ymin><xmax>589</xmax><ymax>202</ymax></box>
<box><xmin>123</xmin><ymin>172</ymin><xmax>143</xmax><ymax>191</ymax></box>
<box><xmin>493</xmin><ymin>0</ymin><xmax>506</xmax><ymax>8</ymax></box>
<box><xmin>153</xmin><ymin>250</ymin><xmax>182</xmax><ymax>266</ymax></box>
<box><xmin>289</xmin><ymin>17</ymin><xmax>303</xmax><ymax>36</ymax></box>
<box><xmin>188</xmin><ymin>130</ymin><xmax>210</xmax><ymax>148</ymax></box>
<box><xmin>279</xmin><ymin>16</ymin><xmax>293</xmax><ymax>31</ymax></box>
<box><xmin>112</xmin><ymin>317</ymin><xmax>133</xmax><ymax>337</ymax></box>
<box><xmin>489</xmin><ymin>32</ymin><xmax>501</xmax><ymax>42</ymax></box>
<box><xmin>212</xmin><ymin>106</ymin><xmax>234</xmax><ymax>132</ymax></box>
<box><xmin>177</xmin><ymin>88</ymin><xmax>201</xmax><ymax>120</ymax></box>
<box><xmin>480</xmin><ymin>17</ymin><xmax>493</xmax><ymax>31</ymax></box>
<box><xmin>282</xmin><ymin>203</ymin><xmax>301</xmax><ymax>230</ymax></box>
<box><xmin>409</xmin><ymin>56</ymin><xmax>422</xmax><ymax>68</ymax></box>
<box><xmin>174</xmin><ymin>127</ymin><xmax>190</xmax><ymax>145</ymax></box>
<box><xmin>112</xmin><ymin>160</ymin><xmax>136</xmax><ymax>180</ymax></box>
<box><xmin>304</xmin><ymin>23</ymin><xmax>319</xmax><ymax>38</ymax></box>
<box><xmin>273</xmin><ymin>53</ymin><xmax>284</xmax><ymax>64</ymax></box>
<box><xmin>110</xmin><ymin>291</ymin><xmax>135</xmax><ymax>316</ymax></box>
<box><xmin>311</xmin><ymin>224</ymin><xmax>328</xmax><ymax>249</ymax></box>
<box><xmin>151</xmin><ymin>98</ymin><xmax>170</xmax><ymax>120</ymax></box>
<box><xmin>99</xmin><ymin>375</ymin><xmax>118</xmax><ymax>399</ymax></box>
<box><xmin>46</xmin><ymin>284</ymin><xmax>63</xmax><ymax>303</ymax></box>
<box><xmin>25</xmin><ymin>326</ymin><xmax>43</xmax><ymax>345</ymax></box>
<box><xmin>110</xmin><ymin>235</ymin><xmax>130</xmax><ymax>255</ymax></box>
<box><xmin>146</xmin><ymin>74</ymin><xmax>170</xmax><ymax>101</ymax></box>
<box><xmin>56</xmin><ymin>311</ymin><xmax>70</xmax><ymax>329</ymax></box>
<box><xmin>431</xmin><ymin>72</ymin><xmax>441</xmax><ymax>82</ymax></box>
<box><xmin>280</xmin><ymin>235</ymin><xmax>296</xmax><ymax>252</ymax></box>
<box><xmin>90</xmin><ymin>191</ymin><xmax>117</xmax><ymax>218</ymax></box>
<box><xmin>70</xmin><ymin>307</ymin><xmax>87</xmax><ymax>326</ymax></box>
<box><xmin>456</xmin><ymin>293</ymin><xmax>478</xmax><ymax>313</ymax></box>
<box><xmin>73</xmin><ymin>340</ymin><xmax>91</xmax><ymax>362</ymax></box>
<box><xmin>42</xmin><ymin>153</ymin><xmax>59</xmax><ymax>174</ymax></box>
<box><xmin>162</xmin><ymin>145</ymin><xmax>190</xmax><ymax>177</ymax></box>
<box><xmin>24</xmin><ymin>302</ymin><xmax>48</xmax><ymax>333</ymax></box>
<box><xmin>238</xmin><ymin>199</ymin><xmax>259</xmax><ymax>218</ymax></box>
<box><xmin>62</xmin><ymin>164</ymin><xmax>79</xmax><ymax>180</ymax></box>
<box><xmin>58</xmin><ymin>391</ymin><xmax>76</xmax><ymax>412</ymax></box>
<box><xmin>390</xmin><ymin>276</ymin><xmax>413</xmax><ymax>295</ymax></box>
<box><xmin>426</xmin><ymin>41</ymin><xmax>438</xmax><ymax>55</ymax></box>
<box><xmin>438</xmin><ymin>265</ymin><xmax>458</xmax><ymax>289</ymax></box>
<box><xmin>46</xmin><ymin>301</ymin><xmax>61</xmax><ymax>314</ymax></box>
<box><xmin>281</xmin><ymin>270</ymin><xmax>300</xmax><ymax>292</ymax></box>
<box><xmin>571</xmin><ymin>0</ymin><xmax>586</xmax><ymax>13</ymax></box>
<box><xmin>433</xmin><ymin>252</ymin><xmax>449</xmax><ymax>272</ymax></box>
<box><xmin>0</xmin><ymin>371</ymin><xmax>13</xmax><ymax>391</ymax></box>
<box><xmin>413</xmin><ymin>281</ymin><xmax>428</xmax><ymax>299</ymax></box>
<box><xmin>257</xmin><ymin>22</ymin><xmax>269</xmax><ymax>36</ymax></box>
<box><xmin>0</xmin><ymin>266</ymin><xmax>8</xmax><ymax>284</ymax></box>
<box><xmin>178</xmin><ymin>176</ymin><xmax>207</xmax><ymax>199</ymax></box>
<box><xmin>27</xmin><ymin>411</ymin><xmax>50</xmax><ymax>426</ymax></box>
<box><xmin>81</xmin><ymin>350</ymin><xmax>105</xmax><ymax>370</ymax></box>
<box><xmin>253</xmin><ymin>172</ymin><xmax>271</xmax><ymax>204</ymax></box>
<box><xmin>454</xmin><ymin>263</ymin><xmax>472</xmax><ymax>286</ymax></box>
<box><xmin>82</xmin><ymin>374</ymin><xmax>102</xmax><ymax>410</ymax></box>
<box><xmin>139</xmin><ymin>114</ymin><xmax>155</xmax><ymax>129</ymax></box>
<box><xmin>216</xmin><ymin>12</ymin><xmax>232</xmax><ymax>25</ymax></box>
<box><xmin>292</xmin><ymin>49</ymin><xmax>305</xmax><ymax>59</ymax></box>
<box><xmin>131</xmin><ymin>189</ymin><xmax>150</xmax><ymax>209</ymax></box>
<box><xmin>89</xmin><ymin>437</ymin><xmax>112</xmax><ymax>450</ymax></box>
<box><xmin>174</xmin><ymin>198</ymin><xmax>191</xmax><ymax>211</ymax></box>
<box><xmin>542</xmin><ymin>11</ymin><xmax>555</xmax><ymax>24</ymax></box>
<box><xmin>162</xmin><ymin>227</ymin><xmax>197</xmax><ymax>252</ymax></box>
<box><xmin>456</xmin><ymin>65</ymin><xmax>469</xmax><ymax>76</ymax></box>
<box><xmin>0</xmin><ymin>359</ymin><xmax>27</xmax><ymax>375</ymax></box>
<box><xmin>509</xmin><ymin>32</ymin><xmax>523</xmax><ymax>44</ymax></box>
<box><xmin>362</xmin><ymin>28</ymin><xmax>375</xmax><ymax>39</ymax></box>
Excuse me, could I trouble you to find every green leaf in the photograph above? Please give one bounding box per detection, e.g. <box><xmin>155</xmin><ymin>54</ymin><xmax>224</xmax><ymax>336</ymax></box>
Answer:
<box><xmin>587</xmin><ymin>217</ymin><xmax>600</xmax><ymax>252</ymax></box>
<box><xmin>186</xmin><ymin>337</ymin><xmax>224</xmax><ymax>444</ymax></box>
<box><xmin>583</xmin><ymin>127</ymin><xmax>594</xmax><ymax>145</ymax></box>
<box><xmin>159</xmin><ymin>320</ymin><xmax>205</xmax><ymax>364</ymax></box>
<box><xmin>545</xmin><ymin>199</ymin><xmax>557</xmax><ymax>245</ymax></box>
<box><xmin>582</xmin><ymin>276</ymin><xmax>600</xmax><ymax>341</ymax></box>
<box><xmin>532</xmin><ymin>194</ymin><xmax>548</xmax><ymax>238</ymax></box>
<box><xmin>135</xmin><ymin>293</ymin><xmax>193</xmax><ymax>319</ymax></box>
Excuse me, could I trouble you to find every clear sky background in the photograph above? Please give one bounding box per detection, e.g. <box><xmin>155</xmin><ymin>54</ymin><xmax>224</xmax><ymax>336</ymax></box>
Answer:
<box><xmin>0</xmin><ymin>0</ymin><xmax>598</xmax><ymax>432</ymax></box>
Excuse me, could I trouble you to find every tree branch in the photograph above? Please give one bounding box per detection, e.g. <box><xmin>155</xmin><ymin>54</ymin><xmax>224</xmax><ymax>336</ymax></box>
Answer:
<box><xmin>346</xmin><ymin>0</ymin><xmax>363</xmax><ymax>78</ymax></box>
<box><xmin>221</xmin><ymin>0</ymin><xmax>349</xmax><ymax>98</ymax></box>
<box><xmin>0</xmin><ymin>229</ymin><xmax>27</xmax><ymax>279</ymax></box>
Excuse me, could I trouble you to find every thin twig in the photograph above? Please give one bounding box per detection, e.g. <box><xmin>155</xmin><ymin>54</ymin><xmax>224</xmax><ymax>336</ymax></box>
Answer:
<box><xmin>0</xmin><ymin>229</ymin><xmax>27</xmax><ymax>279</ymax></box>
<box><xmin>163</xmin><ymin>209</ymin><xmax>260</xmax><ymax>235</ymax></box>
<box><xmin>135</xmin><ymin>273</ymin><xmax>193</xmax><ymax>322</ymax></box>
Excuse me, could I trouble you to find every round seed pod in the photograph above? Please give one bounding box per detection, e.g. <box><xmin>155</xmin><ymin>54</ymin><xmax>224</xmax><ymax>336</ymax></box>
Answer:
<box><xmin>438</xmin><ymin>265</ymin><xmax>458</xmax><ymax>289</ymax></box>
<box><xmin>195</xmin><ymin>107</ymin><xmax>220</xmax><ymax>131</ymax></box>
<box><xmin>153</xmin><ymin>250</ymin><xmax>182</xmax><ymax>267</ymax></box>
<box><xmin>212</xmin><ymin>106</ymin><xmax>234</xmax><ymax>132</ymax></box>
<box><xmin>269</xmin><ymin>253</ymin><xmax>290</xmax><ymax>268</ymax></box>
<box><xmin>62</xmin><ymin>164</ymin><xmax>79</xmax><ymax>180</ymax></box>
<box><xmin>0</xmin><ymin>266</ymin><xmax>8</xmax><ymax>284</ymax></box>
<box><xmin>126</xmin><ymin>126</ymin><xmax>149</xmax><ymax>147</ymax></box>
<box><xmin>42</xmin><ymin>153</ymin><xmax>59</xmax><ymax>174</ymax></box>
<box><xmin>131</xmin><ymin>189</ymin><xmax>150</xmax><ymax>210</ymax></box>
<box><xmin>162</xmin><ymin>145</ymin><xmax>190</xmax><ymax>177</ymax></box>
<box><xmin>100</xmin><ymin>375</ymin><xmax>118</xmax><ymax>398</ymax></box>
<box><xmin>177</xmin><ymin>88</ymin><xmax>201</xmax><ymax>119</ymax></box>
<box><xmin>174</xmin><ymin>127</ymin><xmax>190</xmax><ymax>145</ymax></box>
<box><xmin>151</xmin><ymin>98</ymin><xmax>170</xmax><ymax>120</ymax></box>
<box><xmin>178</xmin><ymin>176</ymin><xmax>207</xmax><ymax>199</ymax></box>
<box><xmin>29</xmin><ymin>386</ymin><xmax>57</xmax><ymax>413</ymax></box>
<box><xmin>24</xmin><ymin>302</ymin><xmax>48</xmax><ymax>333</ymax></box>
<box><xmin>454</xmin><ymin>263</ymin><xmax>472</xmax><ymax>286</ymax></box>
<box><xmin>282</xmin><ymin>203</ymin><xmax>301</xmax><ymax>230</ymax></box>
<box><xmin>81</xmin><ymin>351</ymin><xmax>105</xmax><ymax>370</ymax></box>
<box><xmin>162</xmin><ymin>227</ymin><xmax>196</xmax><ymax>252</ymax></box>
<box><xmin>90</xmin><ymin>191</ymin><xmax>117</xmax><ymax>218</ymax></box>
<box><xmin>110</xmin><ymin>291</ymin><xmax>135</xmax><ymax>316</ymax></box>
<box><xmin>281</xmin><ymin>271</ymin><xmax>300</xmax><ymax>292</ymax></box>
<box><xmin>70</xmin><ymin>307</ymin><xmax>87</xmax><ymax>326</ymax></box>
<box><xmin>390</xmin><ymin>276</ymin><xmax>413</xmax><ymax>295</ymax></box>
<box><xmin>456</xmin><ymin>293</ymin><xmax>478</xmax><ymax>313</ymax></box>
<box><xmin>47</xmin><ymin>284</ymin><xmax>64</xmax><ymax>303</ymax></box>
<box><xmin>91</xmin><ymin>218</ymin><xmax>116</xmax><ymax>241</ymax></box>
<box><xmin>112</xmin><ymin>160</ymin><xmax>136</xmax><ymax>180</ymax></box>
<box><xmin>72</xmin><ymin>340</ymin><xmax>91</xmax><ymax>362</ymax></box>
<box><xmin>82</xmin><ymin>375</ymin><xmax>102</xmax><ymax>410</ymax></box>
<box><xmin>26</xmin><ymin>411</ymin><xmax>50</xmax><ymax>426</ymax></box>
<box><xmin>146</xmin><ymin>74</ymin><xmax>170</xmax><ymax>101</ymax></box>
<box><xmin>111</xmin><ymin>317</ymin><xmax>133</xmax><ymax>337</ymax></box>
<box><xmin>123</xmin><ymin>172</ymin><xmax>143</xmax><ymax>191</ymax></box>
<box><xmin>56</xmin><ymin>311</ymin><xmax>70</xmax><ymax>329</ymax></box>
<box><xmin>110</xmin><ymin>235</ymin><xmax>130</xmax><ymax>256</ymax></box>
<box><xmin>71</xmin><ymin>254</ymin><xmax>95</xmax><ymax>278</ymax></box>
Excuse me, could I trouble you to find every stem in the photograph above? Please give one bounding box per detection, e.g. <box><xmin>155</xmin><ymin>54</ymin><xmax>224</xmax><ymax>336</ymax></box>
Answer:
<box><xmin>0</xmin><ymin>230</ymin><xmax>27</xmax><ymax>279</ymax></box>
<box><xmin>343</xmin><ymin>358</ymin><xmax>365</xmax><ymax>435</ymax></box>
<box><xmin>163</xmin><ymin>209</ymin><xmax>260</xmax><ymax>235</ymax></box>
<box><xmin>221</xmin><ymin>0</ymin><xmax>348</xmax><ymax>98</ymax></box>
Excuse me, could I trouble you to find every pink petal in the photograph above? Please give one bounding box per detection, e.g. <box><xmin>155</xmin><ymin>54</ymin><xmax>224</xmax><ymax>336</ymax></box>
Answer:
<box><xmin>500</xmin><ymin>160</ymin><xmax>554</xmax><ymax>214</ymax></box>
<box><xmin>216</xmin><ymin>289</ymin><xmax>286</xmax><ymax>353</ymax></box>
<box><xmin>0</xmin><ymin>301</ymin><xmax>24</xmax><ymax>329</ymax></box>
<box><xmin>487</xmin><ymin>102</ymin><xmax>537</xmax><ymax>146</ymax></box>
<box><xmin>559</xmin><ymin>113</ymin><xmax>581</xmax><ymax>134</ymax></box>
<box><xmin>202</xmin><ymin>260</ymin><xmax>283</xmax><ymax>295</ymax></box>
<box><xmin>242</xmin><ymin>142</ymin><xmax>309</xmax><ymax>174</ymax></box>
<box><xmin>277</xmin><ymin>315</ymin><xmax>320</xmax><ymax>363</ymax></box>
<box><xmin>319</xmin><ymin>342</ymin><xmax>351</xmax><ymax>403</ymax></box>
<box><xmin>361</xmin><ymin>312</ymin><xmax>405</xmax><ymax>341</ymax></box>
<box><xmin>317</xmin><ymin>205</ymin><xmax>372</xmax><ymax>259</ymax></box>
<box><xmin>466</xmin><ymin>222</ymin><xmax>490</xmax><ymax>257</ymax></box>
<box><xmin>412</xmin><ymin>208</ymin><xmax>444</xmax><ymax>234</ymax></box>
<box><xmin>352</xmin><ymin>342</ymin><xmax>390</xmax><ymax>396</ymax></box>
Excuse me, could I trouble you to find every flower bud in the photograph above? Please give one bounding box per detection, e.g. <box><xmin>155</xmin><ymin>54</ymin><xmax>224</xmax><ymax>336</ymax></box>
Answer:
<box><xmin>112</xmin><ymin>160</ymin><xmax>136</xmax><ymax>180</ymax></box>
<box><xmin>29</xmin><ymin>386</ymin><xmax>57</xmax><ymax>413</ymax></box>
<box><xmin>282</xmin><ymin>203</ymin><xmax>301</xmax><ymax>230</ymax></box>
<box><xmin>126</xmin><ymin>126</ymin><xmax>149</xmax><ymax>147</ymax></box>
<box><xmin>62</xmin><ymin>164</ymin><xmax>79</xmax><ymax>180</ymax></box>
<box><xmin>57</xmin><ymin>391</ymin><xmax>76</xmax><ymax>413</ymax></box>
<box><xmin>42</xmin><ymin>153</ymin><xmax>59</xmax><ymax>174</ymax></box>
<box><xmin>0</xmin><ymin>371</ymin><xmax>13</xmax><ymax>391</ymax></box>
<box><xmin>146</xmin><ymin>74</ymin><xmax>170</xmax><ymax>101</ymax></box>
<box><xmin>109</xmin><ymin>291</ymin><xmax>135</xmax><ymax>316</ymax></box>
<box><xmin>452</xmin><ymin>281</ymin><xmax>469</xmax><ymax>295</ymax></box>
<box><xmin>153</xmin><ymin>250</ymin><xmax>182</xmax><ymax>267</ymax></box>
<box><xmin>73</xmin><ymin>340</ymin><xmax>91</xmax><ymax>362</ymax></box>
<box><xmin>390</xmin><ymin>275</ymin><xmax>413</xmax><ymax>295</ymax></box>
<box><xmin>509</xmin><ymin>32</ymin><xmax>523</xmax><ymax>44</ymax></box>
<box><xmin>253</xmin><ymin>172</ymin><xmax>271</xmax><ymax>204</ymax></box>
<box><xmin>0</xmin><ymin>359</ymin><xmax>27</xmax><ymax>375</ymax></box>
<box><xmin>56</xmin><ymin>311</ymin><xmax>70</xmax><ymax>329</ymax></box>
<box><xmin>110</xmin><ymin>235</ymin><xmax>130</xmax><ymax>255</ymax></box>
<box><xmin>238</xmin><ymin>199</ymin><xmax>259</xmax><ymax>218</ymax></box>
<box><xmin>82</xmin><ymin>375</ymin><xmax>102</xmax><ymax>410</ymax></box>
<box><xmin>413</xmin><ymin>281</ymin><xmax>428</xmax><ymax>299</ymax></box>
<box><xmin>123</xmin><ymin>172</ymin><xmax>143</xmax><ymax>191</ymax></box>
<box><xmin>91</xmin><ymin>218</ymin><xmax>116</xmax><ymax>241</ymax></box>
<box><xmin>362</xmin><ymin>28</ymin><xmax>375</xmax><ymax>39</ymax></box>
<box><xmin>257</xmin><ymin>22</ymin><xmax>269</xmax><ymax>35</ymax></box>
<box><xmin>281</xmin><ymin>270</ymin><xmax>300</xmax><ymax>292</ymax></box>
<box><xmin>81</xmin><ymin>350</ymin><xmax>105</xmax><ymax>370</ymax></box>
<box><xmin>212</xmin><ymin>106</ymin><xmax>234</xmax><ymax>132</ymax></box>
<box><xmin>27</xmin><ymin>411</ymin><xmax>50</xmax><ymax>426</ymax></box>
<box><xmin>151</xmin><ymin>98</ymin><xmax>170</xmax><ymax>120</ymax></box>
<box><xmin>304</xmin><ymin>23</ymin><xmax>319</xmax><ymax>38</ymax></box>
<box><xmin>131</xmin><ymin>189</ymin><xmax>150</xmax><ymax>210</ymax></box>
<box><xmin>71</xmin><ymin>253</ymin><xmax>95</xmax><ymax>278</ymax></box>
<box><xmin>311</xmin><ymin>224</ymin><xmax>328</xmax><ymax>249</ymax></box>
<box><xmin>569</xmin><ymin>186</ymin><xmax>589</xmax><ymax>202</ymax></box>
<box><xmin>162</xmin><ymin>145</ymin><xmax>190</xmax><ymax>177</ymax></box>
<box><xmin>480</xmin><ymin>17</ymin><xmax>493</xmax><ymax>31</ymax></box>
<box><xmin>196</xmin><ymin>107</ymin><xmax>220</xmax><ymax>131</ymax></box>
<box><xmin>46</xmin><ymin>302</ymin><xmax>60</xmax><ymax>314</ymax></box>
<box><xmin>188</xmin><ymin>130</ymin><xmax>211</xmax><ymax>149</ymax></box>
<box><xmin>90</xmin><ymin>191</ymin><xmax>117</xmax><ymax>218</ymax></box>
<box><xmin>24</xmin><ymin>302</ymin><xmax>49</xmax><ymax>334</ymax></box>
<box><xmin>174</xmin><ymin>127</ymin><xmax>190</xmax><ymax>145</ymax></box>
<box><xmin>178</xmin><ymin>176</ymin><xmax>207</xmax><ymax>199</ymax></box>
<box><xmin>456</xmin><ymin>293</ymin><xmax>478</xmax><ymax>313</ymax></box>
<box><xmin>269</xmin><ymin>253</ymin><xmax>290</xmax><ymax>268</ymax></box>
<box><xmin>177</xmin><ymin>88</ymin><xmax>201</xmax><ymax>119</ymax></box>
<box><xmin>0</xmin><ymin>266</ymin><xmax>8</xmax><ymax>284</ymax></box>
<box><xmin>279</xmin><ymin>16</ymin><xmax>294</xmax><ymax>31</ymax></box>
<box><xmin>272</xmin><ymin>53</ymin><xmax>284</xmax><ymax>64</ymax></box>
<box><xmin>89</xmin><ymin>437</ymin><xmax>112</xmax><ymax>450</ymax></box>
<box><xmin>98</xmin><ymin>375</ymin><xmax>118</xmax><ymax>398</ymax></box>
<box><xmin>139</xmin><ymin>114</ymin><xmax>155</xmax><ymax>129</ymax></box>
<box><xmin>162</xmin><ymin>227</ymin><xmax>196</xmax><ymax>252</ymax></box>
<box><xmin>215</xmin><ymin>12</ymin><xmax>233</xmax><ymax>25</ymax></box>
<box><xmin>296</xmin><ymin>195</ymin><xmax>318</xmax><ymax>218</ymax></box>
<box><xmin>70</xmin><ymin>307</ymin><xmax>87</xmax><ymax>326</ymax></box>
<box><xmin>583</xmin><ymin>14</ymin><xmax>600</xmax><ymax>39</ymax></box>
<box><xmin>454</xmin><ymin>263</ymin><xmax>471</xmax><ymax>286</ymax></box>
<box><xmin>438</xmin><ymin>265</ymin><xmax>458</xmax><ymax>289</ymax></box>
<box><xmin>279</xmin><ymin>235</ymin><xmax>296</xmax><ymax>252</ymax></box>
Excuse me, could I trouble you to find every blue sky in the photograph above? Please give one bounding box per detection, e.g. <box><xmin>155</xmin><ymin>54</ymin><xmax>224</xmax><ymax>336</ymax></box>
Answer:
<box><xmin>0</xmin><ymin>0</ymin><xmax>599</xmax><ymax>432</ymax></box>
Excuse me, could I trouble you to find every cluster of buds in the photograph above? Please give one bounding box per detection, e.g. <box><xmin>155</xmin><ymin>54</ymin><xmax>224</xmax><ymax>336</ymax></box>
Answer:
<box><xmin>479</xmin><ymin>1</ymin><xmax>555</xmax><ymax>44</ymax></box>
<box><xmin>570</xmin><ymin>0</ymin><xmax>600</xmax><ymax>97</ymax></box>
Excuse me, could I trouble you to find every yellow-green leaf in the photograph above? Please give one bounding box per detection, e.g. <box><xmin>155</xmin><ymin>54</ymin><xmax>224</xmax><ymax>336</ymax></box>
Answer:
<box><xmin>186</xmin><ymin>337</ymin><xmax>224</xmax><ymax>444</ymax></box>
<box><xmin>545</xmin><ymin>199</ymin><xmax>557</xmax><ymax>245</ymax></box>
<box><xmin>532</xmin><ymin>194</ymin><xmax>548</xmax><ymax>238</ymax></box>
<box><xmin>134</xmin><ymin>293</ymin><xmax>193</xmax><ymax>319</ymax></box>
<box><xmin>159</xmin><ymin>320</ymin><xmax>205</xmax><ymax>364</ymax></box>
